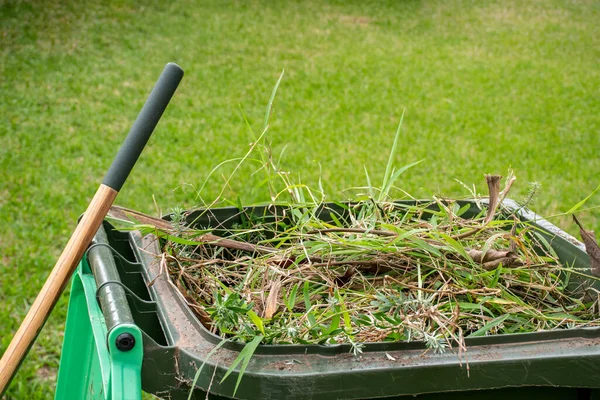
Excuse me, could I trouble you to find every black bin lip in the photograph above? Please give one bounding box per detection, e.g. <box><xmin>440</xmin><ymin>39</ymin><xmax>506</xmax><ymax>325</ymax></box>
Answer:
<box><xmin>125</xmin><ymin>199</ymin><xmax>600</xmax><ymax>399</ymax></box>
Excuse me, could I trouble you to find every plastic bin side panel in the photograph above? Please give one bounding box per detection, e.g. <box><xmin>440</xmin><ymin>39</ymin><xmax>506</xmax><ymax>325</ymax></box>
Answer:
<box><xmin>56</xmin><ymin>266</ymin><xmax>109</xmax><ymax>399</ymax></box>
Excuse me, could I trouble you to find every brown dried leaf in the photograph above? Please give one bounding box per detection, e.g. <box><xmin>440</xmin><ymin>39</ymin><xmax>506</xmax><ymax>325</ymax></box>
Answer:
<box><xmin>467</xmin><ymin>248</ymin><xmax>521</xmax><ymax>270</ymax></box>
<box><xmin>573</xmin><ymin>215</ymin><xmax>600</xmax><ymax>277</ymax></box>
<box><xmin>264</xmin><ymin>279</ymin><xmax>282</xmax><ymax>319</ymax></box>
<box><xmin>467</xmin><ymin>248</ymin><xmax>515</xmax><ymax>263</ymax></box>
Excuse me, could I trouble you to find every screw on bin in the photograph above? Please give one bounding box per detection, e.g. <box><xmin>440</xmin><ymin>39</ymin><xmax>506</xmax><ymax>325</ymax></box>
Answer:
<box><xmin>115</xmin><ymin>333</ymin><xmax>136</xmax><ymax>351</ymax></box>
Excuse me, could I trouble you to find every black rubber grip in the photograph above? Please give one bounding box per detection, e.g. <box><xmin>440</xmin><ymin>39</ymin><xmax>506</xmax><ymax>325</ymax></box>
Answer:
<box><xmin>102</xmin><ymin>62</ymin><xmax>184</xmax><ymax>191</ymax></box>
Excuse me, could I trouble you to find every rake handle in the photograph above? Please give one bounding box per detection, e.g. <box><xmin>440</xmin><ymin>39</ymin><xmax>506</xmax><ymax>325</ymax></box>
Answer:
<box><xmin>0</xmin><ymin>63</ymin><xmax>184</xmax><ymax>395</ymax></box>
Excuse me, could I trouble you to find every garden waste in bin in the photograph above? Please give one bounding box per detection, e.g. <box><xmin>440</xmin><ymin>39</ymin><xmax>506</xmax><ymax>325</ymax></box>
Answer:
<box><xmin>56</xmin><ymin>200</ymin><xmax>600</xmax><ymax>399</ymax></box>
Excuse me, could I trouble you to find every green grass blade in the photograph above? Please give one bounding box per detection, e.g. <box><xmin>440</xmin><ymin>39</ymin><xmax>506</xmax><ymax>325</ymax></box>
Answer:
<box><xmin>221</xmin><ymin>335</ymin><xmax>264</xmax><ymax>396</ymax></box>
<box><xmin>327</xmin><ymin>312</ymin><xmax>341</xmax><ymax>336</ymax></box>
<box><xmin>287</xmin><ymin>283</ymin><xmax>299</xmax><ymax>312</ymax></box>
<box><xmin>456</xmin><ymin>302</ymin><xmax>495</xmax><ymax>317</ymax></box>
<box><xmin>263</xmin><ymin>69</ymin><xmax>285</xmax><ymax>130</ymax></box>
<box><xmin>489</xmin><ymin>265</ymin><xmax>502</xmax><ymax>288</ymax></box>
<box><xmin>303</xmin><ymin>281</ymin><xmax>317</xmax><ymax>327</ymax></box>
<box><xmin>383</xmin><ymin>159</ymin><xmax>424</xmax><ymax>199</ymax></box>
<box><xmin>380</xmin><ymin>110</ymin><xmax>405</xmax><ymax>199</ymax></box>
<box><xmin>565</xmin><ymin>183</ymin><xmax>600</xmax><ymax>214</ymax></box>
<box><xmin>247</xmin><ymin>310</ymin><xmax>265</xmax><ymax>334</ymax></box>
<box><xmin>188</xmin><ymin>339</ymin><xmax>228</xmax><ymax>400</ymax></box>
<box><xmin>364</xmin><ymin>166</ymin><xmax>375</xmax><ymax>200</ymax></box>
<box><xmin>468</xmin><ymin>314</ymin><xmax>510</xmax><ymax>337</ymax></box>
<box><xmin>438</xmin><ymin>232</ymin><xmax>471</xmax><ymax>261</ymax></box>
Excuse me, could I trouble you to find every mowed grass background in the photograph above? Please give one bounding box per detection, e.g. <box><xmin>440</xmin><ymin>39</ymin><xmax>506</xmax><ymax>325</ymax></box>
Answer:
<box><xmin>1</xmin><ymin>0</ymin><xmax>599</xmax><ymax>398</ymax></box>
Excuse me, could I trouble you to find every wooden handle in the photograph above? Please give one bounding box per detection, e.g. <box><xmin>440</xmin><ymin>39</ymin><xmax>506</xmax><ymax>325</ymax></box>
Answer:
<box><xmin>0</xmin><ymin>184</ymin><xmax>117</xmax><ymax>393</ymax></box>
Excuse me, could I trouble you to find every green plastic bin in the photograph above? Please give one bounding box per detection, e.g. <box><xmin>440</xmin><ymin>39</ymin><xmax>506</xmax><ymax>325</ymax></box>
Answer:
<box><xmin>56</xmin><ymin>201</ymin><xmax>600</xmax><ymax>399</ymax></box>
<box><xmin>56</xmin><ymin>223</ymin><xmax>143</xmax><ymax>400</ymax></box>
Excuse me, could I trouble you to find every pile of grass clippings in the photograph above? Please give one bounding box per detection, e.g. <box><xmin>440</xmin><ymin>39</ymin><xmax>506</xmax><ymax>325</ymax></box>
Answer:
<box><xmin>158</xmin><ymin>174</ymin><xmax>600</xmax><ymax>356</ymax></box>
<box><xmin>135</xmin><ymin>80</ymin><xmax>600</xmax><ymax>357</ymax></box>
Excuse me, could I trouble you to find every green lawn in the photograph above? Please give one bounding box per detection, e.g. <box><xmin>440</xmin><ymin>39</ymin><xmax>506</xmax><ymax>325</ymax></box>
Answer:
<box><xmin>1</xmin><ymin>0</ymin><xmax>599</xmax><ymax>398</ymax></box>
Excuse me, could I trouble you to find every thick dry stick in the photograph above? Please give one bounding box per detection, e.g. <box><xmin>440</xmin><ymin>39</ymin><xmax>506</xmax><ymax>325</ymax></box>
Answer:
<box><xmin>310</xmin><ymin>260</ymin><xmax>396</xmax><ymax>268</ymax></box>
<box><xmin>484</xmin><ymin>174</ymin><xmax>502</xmax><ymax>224</ymax></box>
<box><xmin>482</xmin><ymin>257</ymin><xmax>521</xmax><ymax>271</ymax></box>
<box><xmin>384</xmin><ymin>276</ymin><xmax>502</xmax><ymax>296</ymax></box>
<box><xmin>308</xmin><ymin>228</ymin><xmax>397</xmax><ymax>237</ymax></box>
<box><xmin>109</xmin><ymin>204</ymin><xmax>174</xmax><ymax>231</ymax></box>
<box><xmin>451</xmin><ymin>174</ymin><xmax>505</xmax><ymax>240</ymax></box>
<box><xmin>109</xmin><ymin>205</ymin><xmax>277</xmax><ymax>254</ymax></box>
<box><xmin>194</xmin><ymin>233</ymin><xmax>277</xmax><ymax>254</ymax></box>
<box><xmin>452</xmin><ymin>227</ymin><xmax>483</xmax><ymax>240</ymax></box>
